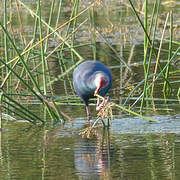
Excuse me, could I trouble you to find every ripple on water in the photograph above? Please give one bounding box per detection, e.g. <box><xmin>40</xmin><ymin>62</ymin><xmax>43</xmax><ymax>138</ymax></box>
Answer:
<box><xmin>111</xmin><ymin>115</ymin><xmax>180</xmax><ymax>134</ymax></box>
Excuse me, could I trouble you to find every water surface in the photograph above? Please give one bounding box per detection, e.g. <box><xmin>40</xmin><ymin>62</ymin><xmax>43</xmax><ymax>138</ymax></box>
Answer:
<box><xmin>1</xmin><ymin>114</ymin><xmax>180</xmax><ymax>179</ymax></box>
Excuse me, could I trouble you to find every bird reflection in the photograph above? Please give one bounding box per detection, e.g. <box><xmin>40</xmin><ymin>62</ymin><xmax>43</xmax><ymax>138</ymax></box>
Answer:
<box><xmin>74</xmin><ymin>129</ymin><xmax>114</xmax><ymax>179</ymax></box>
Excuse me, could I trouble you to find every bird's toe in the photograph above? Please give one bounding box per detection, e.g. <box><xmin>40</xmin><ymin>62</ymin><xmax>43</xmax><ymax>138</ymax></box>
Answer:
<box><xmin>96</xmin><ymin>96</ymin><xmax>111</xmax><ymax>111</ymax></box>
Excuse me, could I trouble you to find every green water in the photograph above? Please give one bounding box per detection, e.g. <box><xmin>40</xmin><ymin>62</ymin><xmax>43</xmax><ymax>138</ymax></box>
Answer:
<box><xmin>1</xmin><ymin>116</ymin><xmax>180</xmax><ymax>180</ymax></box>
<box><xmin>0</xmin><ymin>0</ymin><xmax>180</xmax><ymax>179</ymax></box>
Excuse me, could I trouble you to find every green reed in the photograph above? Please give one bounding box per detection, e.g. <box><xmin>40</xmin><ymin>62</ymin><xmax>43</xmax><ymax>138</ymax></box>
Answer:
<box><xmin>0</xmin><ymin>1</ymin><xmax>78</xmax><ymax>123</ymax></box>
<box><xmin>3</xmin><ymin>93</ymin><xmax>41</xmax><ymax>124</ymax></box>
<box><xmin>4</xmin><ymin>0</ymin><xmax>8</xmax><ymax>76</ymax></box>
<box><xmin>0</xmin><ymin>0</ymin><xmax>97</xmax><ymax>124</ymax></box>
<box><xmin>141</xmin><ymin>0</ymin><xmax>159</xmax><ymax>109</ymax></box>
<box><xmin>178</xmin><ymin>88</ymin><xmax>180</xmax><ymax>98</ymax></box>
<box><xmin>0</xmin><ymin>90</ymin><xmax>3</xmax><ymax>128</ymax></box>
<box><xmin>1</xmin><ymin>0</ymin><xmax>179</xmax><ymax>126</ymax></box>
<box><xmin>127</xmin><ymin>0</ymin><xmax>179</xmax><ymax>110</ymax></box>
<box><xmin>38</xmin><ymin>0</ymin><xmax>47</xmax><ymax>95</ymax></box>
<box><xmin>163</xmin><ymin>11</ymin><xmax>173</xmax><ymax>97</ymax></box>
<box><xmin>130</xmin><ymin>45</ymin><xmax>180</xmax><ymax>109</ymax></box>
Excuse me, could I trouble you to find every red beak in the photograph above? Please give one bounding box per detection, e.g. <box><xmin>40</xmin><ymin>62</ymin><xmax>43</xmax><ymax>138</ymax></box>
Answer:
<box><xmin>94</xmin><ymin>85</ymin><xmax>102</xmax><ymax>96</ymax></box>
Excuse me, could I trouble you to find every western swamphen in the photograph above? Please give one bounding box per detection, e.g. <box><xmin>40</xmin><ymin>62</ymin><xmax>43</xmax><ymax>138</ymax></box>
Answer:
<box><xmin>73</xmin><ymin>60</ymin><xmax>112</xmax><ymax>119</ymax></box>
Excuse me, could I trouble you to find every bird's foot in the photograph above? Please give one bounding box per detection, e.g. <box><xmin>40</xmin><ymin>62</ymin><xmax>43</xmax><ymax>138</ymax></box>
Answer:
<box><xmin>96</xmin><ymin>96</ymin><xmax>110</xmax><ymax>111</ymax></box>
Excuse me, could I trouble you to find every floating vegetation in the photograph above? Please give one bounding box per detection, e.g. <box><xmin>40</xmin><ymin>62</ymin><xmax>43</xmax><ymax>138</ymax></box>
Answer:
<box><xmin>79</xmin><ymin>125</ymin><xmax>101</xmax><ymax>139</ymax></box>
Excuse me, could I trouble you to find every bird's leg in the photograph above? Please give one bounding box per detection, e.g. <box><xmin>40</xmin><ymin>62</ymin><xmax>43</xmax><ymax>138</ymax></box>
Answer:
<box><xmin>86</xmin><ymin>105</ymin><xmax>92</xmax><ymax>120</ymax></box>
<box><xmin>96</xmin><ymin>96</ymin><xmax>110</xmax><ymax>111</ymax></box>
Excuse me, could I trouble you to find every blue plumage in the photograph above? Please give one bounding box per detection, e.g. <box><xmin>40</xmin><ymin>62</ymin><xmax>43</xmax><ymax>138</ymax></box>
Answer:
<box><xmin>73</xmin><ymin>60</ymin><xmax>112</xmax><ymax>106</ymax></box>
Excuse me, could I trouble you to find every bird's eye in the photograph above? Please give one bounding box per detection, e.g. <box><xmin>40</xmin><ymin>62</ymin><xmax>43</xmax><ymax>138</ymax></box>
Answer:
<box><xmin>102</xmin><ymin>79</ymin><xmax>107</xmax><ymax>87</ymax></box>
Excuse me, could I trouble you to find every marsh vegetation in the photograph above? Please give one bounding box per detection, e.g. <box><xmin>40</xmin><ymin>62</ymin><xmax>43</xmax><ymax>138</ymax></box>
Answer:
<box><xmin>0</xmin><ymin>0</ymin><xmax>180</xmax><ymax>179</ymax></box>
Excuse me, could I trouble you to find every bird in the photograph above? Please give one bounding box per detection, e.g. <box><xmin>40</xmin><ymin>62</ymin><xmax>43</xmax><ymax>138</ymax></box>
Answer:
<box><xmin>73</xmin><ymin>60</ymin><xmax>112</xmax><ymax>120</ymax></box>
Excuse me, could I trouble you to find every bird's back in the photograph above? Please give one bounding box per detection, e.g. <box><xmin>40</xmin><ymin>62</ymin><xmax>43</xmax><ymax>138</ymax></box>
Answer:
<box><xmin>73</xmin><ymin>61</ymin><xmax>112</xmax><ymax>105</ymax></box>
